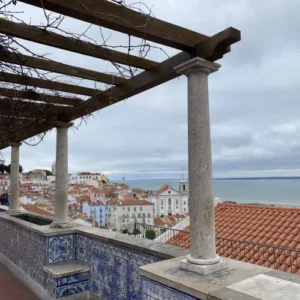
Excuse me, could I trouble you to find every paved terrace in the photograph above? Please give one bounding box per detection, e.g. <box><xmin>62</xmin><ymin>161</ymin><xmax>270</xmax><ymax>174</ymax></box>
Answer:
<box><xmin>0</xmin><ymin>264</ymin><xmax>38</xmax><ymax>300</ymax></box>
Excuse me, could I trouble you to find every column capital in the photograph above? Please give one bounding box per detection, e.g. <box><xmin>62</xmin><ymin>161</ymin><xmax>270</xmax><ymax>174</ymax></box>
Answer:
<box><xmin>175</xmin><ymin>57</ymin><xmax>221</xmax><ymax>76</ymax></box>
<box><xmin>10</xmin><ymin>142</ymin><xmax>22</xmax><ymax>147</ymax></box>
<box><xmin>55</xmin><ymin>122</ymin><xmax>74</xmax><ymax>129</ymax></box>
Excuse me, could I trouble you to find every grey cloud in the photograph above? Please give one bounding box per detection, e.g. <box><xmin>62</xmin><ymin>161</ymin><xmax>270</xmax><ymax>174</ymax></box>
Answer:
<box><xmin>2</xmin><ymin>0</ymin><xmax>300</xmax><ymax>180</ymax></box>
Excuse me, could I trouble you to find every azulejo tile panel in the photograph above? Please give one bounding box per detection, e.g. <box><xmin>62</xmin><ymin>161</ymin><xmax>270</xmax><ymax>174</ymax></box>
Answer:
<box><xmin>77</xmin><ymin>234</ymin><xmax>162</xmax><ymax>300</ymax></box>
<box><xmin>141</xmin><ymin>277</ymin><xmax>200</xmax><ymax>300</ymax></box>
<box><xmin>46</xmin><ymin>234</ymin><xmax>75</xmax><ymax>264</ymax></box>
<box><xmin>0</xmin><ymin>219</ymin><xmax>47</xmax><ymax>289</ymax></box>
<box><xmin>47</xmin><ymin>272</ymin><xmax>89</xmax><ymax>298</ymax></box>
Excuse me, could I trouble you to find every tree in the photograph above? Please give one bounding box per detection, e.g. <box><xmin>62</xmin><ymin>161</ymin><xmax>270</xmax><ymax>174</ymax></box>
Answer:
<box><xmin>0</xmin><ymin>164</ymin><xmax>5</xmax><ymax>174</ymax></box>
<box><xmin>145</xmin><ymin>229</ymin><xmax>156</xmax><ymax>240</ymax></box>
<box><xmin>44</xmin><ymin>170</ymin><xmax>53</xmax><ymax>176</ymax></box>
<box><xmin>4</xmin><ymin>164</ymin><xmax>23</xmax><ymax>174</ymax></box>
<box><xmin>132</xmin><ymin>228</ymin><xmax>141</xmax><ymax>235</ymax></box>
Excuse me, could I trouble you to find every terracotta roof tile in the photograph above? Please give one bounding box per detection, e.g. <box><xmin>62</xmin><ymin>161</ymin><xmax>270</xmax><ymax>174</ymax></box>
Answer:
<box><xmin>166</xmin><ymin>203</ymin><xmax>300</xmax><ymax>275</ymax></box>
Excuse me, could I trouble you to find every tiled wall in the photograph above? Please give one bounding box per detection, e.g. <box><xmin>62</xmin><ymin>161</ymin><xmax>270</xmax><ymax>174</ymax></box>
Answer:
<box><xmin>0</xmin><ymin>218</ymin><xmax>177</xmax><ymax>299</ymax></box>
<box><xmin>141</xmin><ymin>277</ymin><xmax>200</xmax><ymax>300</ymax></box>
<box><xmin>76</xmin><ymin>234</ymin><xmax>163</xmax><ymax>300</ymax></box>
<box><xmin>0</xmin><ymin>218</ymin><xmax>47</xmax><ymax>288</ymax></box>
<box><xmin>46</xmin><ymin>234</ymin><xmax>75</xmax><ymax>265</ymax></box>
<box><xmin>45</xmin><ymin>271</ymin><xmax>89</xmax><ymax>298</ymax></box>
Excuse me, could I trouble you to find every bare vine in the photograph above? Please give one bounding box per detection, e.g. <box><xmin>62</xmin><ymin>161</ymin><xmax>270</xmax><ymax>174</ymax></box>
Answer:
<box><xmin>0</xmin><ymin>0</ymin><xmax>169</xmax><ymax>148</ymax></box>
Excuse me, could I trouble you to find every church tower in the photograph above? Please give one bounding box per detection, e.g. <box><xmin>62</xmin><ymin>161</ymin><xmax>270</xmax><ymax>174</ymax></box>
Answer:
<box><xmin>179</xmin><ymin>174</ymin><xmax>188</xmax><ymax>193</ymax></box>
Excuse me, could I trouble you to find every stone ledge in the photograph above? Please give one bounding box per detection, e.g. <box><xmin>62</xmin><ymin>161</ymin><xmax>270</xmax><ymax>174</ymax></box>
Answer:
<box><xmin>44</xmin><ymin>262</ymin><xmax>89</xmax><ymax>278</ymax></box>
<box><xmin>139</xmin><ymin>256</ymin><xmax>276</xmax><ymax>300</ymax></box>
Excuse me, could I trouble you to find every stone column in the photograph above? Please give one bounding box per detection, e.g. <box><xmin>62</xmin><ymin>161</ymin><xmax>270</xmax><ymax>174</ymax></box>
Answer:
<box><xmin>51</xmin><ymin>122</ymin><xmax>73</xmax><ymax>228</ymax></box>
<box><xmin>175</xmin><ymin>57</ymin><xmax>227</xmax><ymax>275</ymax></box>
<box><xmin>7</xmin><ymin>142</ymin><xmax>22</xmax><ymax>214</ymax></box>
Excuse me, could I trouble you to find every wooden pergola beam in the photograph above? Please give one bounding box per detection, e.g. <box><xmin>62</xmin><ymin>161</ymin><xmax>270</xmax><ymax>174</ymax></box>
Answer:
<box><xmin>0</xmin><ymin>27</ymin><xmax>241</xmax><ymax>150</ymax></box>
<box><xmin>0</xmin><ymin>88</ymin><xmax>83</xmax><ymax>106</ymax></box>
<box><xmin>19</xmin><ymin>0</ymin><xmax>209</xmax><ymax>52</ymax></box>
<box><xmin>59</xmin><ymin>27</ymin><xmax>241</xmax><ymax>121</ymax></box>
<box><xmin>0</xmin><ymin>51</ymin><xmax>126</xmax><ymax>85</ymax></box>
<box><xmin>0</xmin><ymin>72</ymin><xmax>101</xmax><ymax>96</ymax></box>
<box><xmin>0</xmin><ymin>98</ymin><xmax>71</xmax><ymax>114</ymax></box>
<box><xmin>0</xmin><ymin>19</ymin><xmax>157</xmax><ymax>70</ymax></box>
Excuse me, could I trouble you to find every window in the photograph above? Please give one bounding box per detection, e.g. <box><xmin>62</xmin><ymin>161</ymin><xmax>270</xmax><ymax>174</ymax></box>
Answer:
<box><xmin>184</xmin><ymin>208</ymin><xmax>186</xmax><ymax>212</ymax></box>
<box><xmin>123</xmin><ymin>207</ymin><xmax>125</xmax><ymax>210</ymax></box>
<box><xmin>183</xmin><ymin>184</ymin><xmax>186</xmax><ymax>191</ymax></box>
<box><xmin>184</xmin><ymin>201</ymin><xmax>186</xmax><ymax>205</ymax></box>
<box><xmin>176</xmin><ymin>206</ymin><xmax>178</xmax><ymax>209</ymax></box>
<box><xmin>147</xmin><ymin>213</ymin><xmax>151</xmax><ymax>218</ymax></box>
<box><xmin>140</xmin><ymin>206</ymin><xmax>143</xmax><ymax>211</ymax></box>
<box><xmin>176</xmin><ymin>199</ymin><xmax>178</xmax><ymax>205</ymax></box>
<box><xmin>142</xmin><ymin>213</ymin><xmax>146</xmax><ymax>218</ymax></box>
<box><xmin>138</xmin><ymin>213</ymin><xmax>141</xmax><ymax>218</ymax></box>
<box><xmin>168</xmin><ymin>191</ymin><xmax>171</xmax><ymax>194</ymax></box>
<box><xmin>168</xmin><ymin>198</ymin><xmax>171</xmax><ymax>205</ymax></box>
<box><xmin>161</xmin><ymin>207</ymin><xmax>163</xmax><ymax>210</ymax></box>
<box><xmin>161</xmin><ymin>200</ymin><xmax>163</xmax><ymax>205</ymax></box>
<box><xmin>134</xmin><ymin>207</ymin><xmax>136</xmax><ymax>212</ymax></box>
<box><xmin>128</xmin><ymin>207</ymin><xmax>130</xmax><ymax>212</ymax></box>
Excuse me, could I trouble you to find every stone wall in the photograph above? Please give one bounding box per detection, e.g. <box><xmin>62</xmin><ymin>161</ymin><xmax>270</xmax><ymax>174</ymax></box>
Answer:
<box><xmin>76</xmin><ymin>233</ymin><xmax>162</xmax><ymax>299</ymax></box>
<box><xmin>0</xmin><ymin>213</ymin><xmax>187</xmax><ymax>299</ymax></box>
<box><xmin>0</xmin><ymin>217</ymin><xmax>47</xmax><ymax>289</ymax></box>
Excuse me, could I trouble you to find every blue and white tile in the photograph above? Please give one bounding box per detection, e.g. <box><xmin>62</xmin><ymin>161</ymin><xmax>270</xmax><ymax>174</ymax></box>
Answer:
<box><xmin>46</xmin><ymin>234</ymin><xmax>74</xmax><ymax>264</ymax></box>
<box><xmin>141</xmin><ymin>277</ymin><xmax>199</xmax><ymax>300</ymax></box>
<box><xmin>67</xmin><ymin>272</ymin><xmax>89</xmax><ymax>284</ymax></box>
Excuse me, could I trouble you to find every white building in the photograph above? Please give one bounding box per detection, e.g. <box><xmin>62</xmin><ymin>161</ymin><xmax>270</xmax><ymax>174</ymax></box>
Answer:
<box><xmin>69</xmin><ymin>172</ymin><xmax>108</xmax><ymax>185</ymax></box>
<box><xmin>149</xmin><ymin>176</ymin><xmax>189</xmax><ymax>217</ymax></box>
<box><xmin>105</xmin><ymin>198</ymin><xmax>154</xmax><ymax>232</ymax></box>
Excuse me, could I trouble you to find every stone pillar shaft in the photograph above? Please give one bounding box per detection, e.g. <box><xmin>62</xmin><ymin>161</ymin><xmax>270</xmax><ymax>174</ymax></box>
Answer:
<box><xmin>175</xmin><ymin>57</ymin><xmax>221</xmax><ymax>266</ymax></box>
<box><xmin>8</xmin><ymin>142</ymin><xmax>22</xmax><ymax>213</ymax></box>
<box><xmin>52</xmin><ymin>122</ymin><xmax>73</xmax><ymax>227</ymax></box>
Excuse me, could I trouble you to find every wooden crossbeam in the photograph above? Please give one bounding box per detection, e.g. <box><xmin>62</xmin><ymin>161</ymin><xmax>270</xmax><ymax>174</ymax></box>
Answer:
<box><xmin>0</xmin><ymin>27</ymin><xmax>241</xmax><ymax>150</ymax></box>
<box><xmin>0</xmin><ymin>72</ymin><xmax>101</xmax><ymax>96</ymax></box>
<box><xmin>19</xmin><ymin>0</ymin><xmax>209</xmax><ymax>52</ymax></box>
<box><xmin>0</xmin><ymin>88</ymin><xmax>83</xmax><ymax>106</ymax></box>
<box><xmin>0</xmin><ymin>98</ymin><xmax>70</xmax><ymax>114</ymax></box>
<box><xmin>0</xmin><ymin>19</ymin><xmax>157</xmax><ymax>70</ymax></box>
<box><xmin>0</xmin><ymin>51</ymin><xmax>125</xmax><ymax>85</ymax></box>
<box><xmin>59</xmin><ymin>28</ymin><xmax>241</xmax><ymax>121</ymax></box>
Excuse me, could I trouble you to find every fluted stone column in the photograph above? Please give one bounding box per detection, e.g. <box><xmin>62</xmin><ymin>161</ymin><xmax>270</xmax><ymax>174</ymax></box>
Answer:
<box><xmin>51</xmin><ymin>122</ymin><xmax>73</xmax><ymax>228</ymax></box>
<box><xmin>175</xmin><ymin>57</ymin><xmax>227</xmax><ymax>275</ymax></box>
<box><xmin>7</xmin><ymin>142</ymin><xmax>22</xmax><ymax>214</ymax></box>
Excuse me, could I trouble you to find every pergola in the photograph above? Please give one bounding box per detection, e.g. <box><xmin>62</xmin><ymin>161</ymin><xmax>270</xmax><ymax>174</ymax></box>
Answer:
<box><xmin>0</xmin><ymin>0</ymin><xmax>240</xmax><ymax>275</ymax></box>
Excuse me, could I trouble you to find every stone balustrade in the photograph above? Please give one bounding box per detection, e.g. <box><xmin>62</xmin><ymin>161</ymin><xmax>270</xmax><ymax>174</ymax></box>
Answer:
<box><xmin>1</xmin><ymin>211</ymin><xmax>300</xmax><ymax>300</ymax></box>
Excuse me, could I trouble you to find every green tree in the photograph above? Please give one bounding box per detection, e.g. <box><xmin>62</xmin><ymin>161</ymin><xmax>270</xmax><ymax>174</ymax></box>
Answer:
<box><xmin>0</xmin><ymin>164</ymin><xmax>5</xmax><ymax>174</ymax></box>
<box><xmin>44</xmin><ymin>170</ymin><xmax>53</xmax><ymax>176</ymax></box>
<box><xmin>132</xmin><ymin>228</ymin><xmax>141</xmax><ymax>235</ymax></box>
<box><xmin>145</xmin><ymin>229</ymin><xmax>156</xmax><ymax>240</ymax></box>
<box><xmin>4</xmin><ymin>164</ymin><xmax>23</xmax><ymax>174</ymax></box>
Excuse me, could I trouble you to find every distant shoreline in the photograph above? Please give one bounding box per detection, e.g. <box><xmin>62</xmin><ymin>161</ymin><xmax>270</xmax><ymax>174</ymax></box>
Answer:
<box><xmin>119</xmin><ymin>177</ymin><xmax>300</xmax><ymax>181</ymax></box>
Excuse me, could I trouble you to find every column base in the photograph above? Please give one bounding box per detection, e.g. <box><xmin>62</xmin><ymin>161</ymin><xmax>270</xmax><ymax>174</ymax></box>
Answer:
<box><xmin>50</xmin><ymin>221</ymin><xmax>73</xmax><ymax>228</ymax></box>
<box><xmin>6</xmin><ymin>209</ymin><xmax>22</xmax><ymax>215</ymax></box>
<box><xmin>180</xmin><ymin>258</ymin><xmax>228</xmax><ymax>276</ymax></box>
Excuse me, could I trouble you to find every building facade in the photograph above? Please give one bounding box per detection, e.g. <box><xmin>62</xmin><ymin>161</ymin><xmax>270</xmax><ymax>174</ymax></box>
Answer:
<box><xmin>82</xmin><ymin>202</ymin><xmax>106</xmax><ymax>227</ymax></box>
<box><xmin>69</xmin><ymin>172</ymin><xmax>108</xmax><ymax>185</ymax></box>
<box><xmin>149</xmin><ymin>176</ymin><xmax>189</xmax><ymax>217</ymax></box>
<box><xmin>105</xmin><ymin>199</ymin><xmax>154</xmax><ymax>232</ymax></box>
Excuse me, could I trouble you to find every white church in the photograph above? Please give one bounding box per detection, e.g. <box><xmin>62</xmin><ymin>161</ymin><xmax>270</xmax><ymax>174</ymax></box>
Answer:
<box><xmin>149</xmin><ymin>176</ymin><xmax>189</xmax><ymax>217</ymax></box>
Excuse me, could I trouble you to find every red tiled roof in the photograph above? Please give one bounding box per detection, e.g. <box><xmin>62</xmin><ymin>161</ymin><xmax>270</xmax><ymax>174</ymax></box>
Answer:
<box><xmin>167</xmin><ymin>203</ymin><xmax>300</xmax><ymax>274</ymax></box>
<box><xmin>156</xmin><ymin>185</ymin><xmax>171</xmax><ymax>195</ymax></box>
<box><xmin>22</xmin><ymin>204</ymin><xmax>55</xmax><ymax>217</ymax></box>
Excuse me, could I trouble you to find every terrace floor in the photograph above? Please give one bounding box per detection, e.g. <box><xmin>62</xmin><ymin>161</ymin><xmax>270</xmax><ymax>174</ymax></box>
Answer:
<box><xmin>0</xmin><ymin>264</ymin><xmax>39</xmax><ymax>300</ymax></box>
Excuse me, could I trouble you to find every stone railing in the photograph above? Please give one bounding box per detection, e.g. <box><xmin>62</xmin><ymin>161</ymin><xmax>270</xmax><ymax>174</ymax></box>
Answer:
<box><xmin>0</xmin><ymin>212</ymin><xmax>187</xmax><ymax>300</ymax></box>
<box><xmin>2</xmin><ymin>211</ymin><xmax>300</xmax><ymax>300</ymax></box>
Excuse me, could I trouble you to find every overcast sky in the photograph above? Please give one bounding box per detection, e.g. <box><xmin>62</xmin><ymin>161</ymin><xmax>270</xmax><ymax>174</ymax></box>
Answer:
<box><xmin>1</xmin><ymin>0</ymin><xmax>300</xmax><ymax>180</ymax></box>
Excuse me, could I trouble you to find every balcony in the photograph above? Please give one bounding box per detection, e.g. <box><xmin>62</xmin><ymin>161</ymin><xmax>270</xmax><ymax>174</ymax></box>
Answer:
<box><xmin>2</xmin><ymin>211</ymin><xmax>300</xmax><ymax>300</ymax></box>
